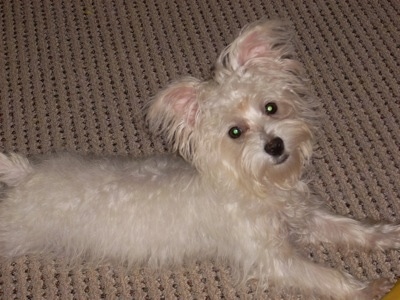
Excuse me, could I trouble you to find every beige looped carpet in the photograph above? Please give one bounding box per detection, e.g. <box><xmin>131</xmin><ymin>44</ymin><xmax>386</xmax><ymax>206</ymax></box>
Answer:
<box><xmin>0</xmin><ymin>0</ymin><xmax>399</xmax><ymax>299</ymax></box>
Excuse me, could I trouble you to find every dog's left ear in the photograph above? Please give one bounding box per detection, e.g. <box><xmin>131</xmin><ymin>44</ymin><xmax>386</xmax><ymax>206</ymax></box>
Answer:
<box><xmin>147</xmin><ymin>78</ymin><xmax>201</xmax><ymax>160</ymax></box>
<box><xmin>215</xmin><ymin>20</ymin><xmax>294</xmax><ymax>79</ymax></box>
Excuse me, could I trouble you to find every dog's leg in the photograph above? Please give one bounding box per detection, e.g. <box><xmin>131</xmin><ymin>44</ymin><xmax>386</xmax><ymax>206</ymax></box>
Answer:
<box><xmin>266</xmin><ymin>249</ymin><xmax>391</xmax><ymax>299</ymax></box>
<box><xmin>297</xmin><ymin>208</ymin><xmax>400</xmax><ymax>250</ymax></box>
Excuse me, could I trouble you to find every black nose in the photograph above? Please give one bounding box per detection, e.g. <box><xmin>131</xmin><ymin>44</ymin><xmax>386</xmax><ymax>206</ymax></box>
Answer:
<box><xmin>264</xmin><ymin>137</ymin><xmax>285</xmax><ymax>156</ymax></box>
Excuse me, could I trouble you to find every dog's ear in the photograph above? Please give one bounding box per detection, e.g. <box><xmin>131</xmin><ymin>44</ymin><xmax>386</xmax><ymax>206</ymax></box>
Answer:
<box><xmin>215</xmin><ymin>20</ymin><xmax>294</xmax><ymax>79</ymax></box>
<box><xmin>147</xmin><ymin>78</ymin><xmax>200</xmax><ymax>160</ymax></box>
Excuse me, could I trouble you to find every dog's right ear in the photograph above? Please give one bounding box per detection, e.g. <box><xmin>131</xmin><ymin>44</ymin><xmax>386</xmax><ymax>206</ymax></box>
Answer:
<box><xmin>147</xmin><ymin>78</ymin><xmax>201</xmax><ymax>160</ymax></box>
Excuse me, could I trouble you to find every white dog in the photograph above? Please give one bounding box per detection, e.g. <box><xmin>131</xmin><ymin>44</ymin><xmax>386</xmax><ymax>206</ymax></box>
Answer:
<box><xmin>0</xmin><ymin>20</ymin><xmax>398</xmax><ymax>299</ymax></box>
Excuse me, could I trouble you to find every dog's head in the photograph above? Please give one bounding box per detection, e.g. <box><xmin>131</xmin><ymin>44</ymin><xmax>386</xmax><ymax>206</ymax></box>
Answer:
<box><xmin>148</xmin><ymin>20</ymin><xmax>316</xmax><ymax>192</ymax></box>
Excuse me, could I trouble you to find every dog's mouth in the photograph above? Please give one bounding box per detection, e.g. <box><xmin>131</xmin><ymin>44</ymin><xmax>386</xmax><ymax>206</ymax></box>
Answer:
<box><xmin>275</xmin><ymin>153</ymin><xmax>289</xmax><ymax>165</ymax></box>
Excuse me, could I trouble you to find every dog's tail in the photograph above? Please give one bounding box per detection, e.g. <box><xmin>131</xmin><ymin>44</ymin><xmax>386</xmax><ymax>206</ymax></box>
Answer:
<box><xmin>0</xmin><ymin>153</ymin><xmax>33</xmax><ymax>186</ymax></box>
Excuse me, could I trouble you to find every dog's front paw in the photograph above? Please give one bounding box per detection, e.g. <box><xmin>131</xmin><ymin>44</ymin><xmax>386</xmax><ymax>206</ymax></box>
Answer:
<box><xmin>374</xmin><ymin>224</ymin><xmax>400</xmax><ymax>250</ymax></box>
<box><xmin>357</xmin><ymin>278</ymin><xmax>393</xmax><ymax>300</ymax></box>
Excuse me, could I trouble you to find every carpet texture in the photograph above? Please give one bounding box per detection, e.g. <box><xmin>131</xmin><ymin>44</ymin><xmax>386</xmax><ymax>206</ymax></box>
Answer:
<box><xmin>0</xmin><ymin>0</ymin><xmax>399</xmax><ymax>299</ymax></box>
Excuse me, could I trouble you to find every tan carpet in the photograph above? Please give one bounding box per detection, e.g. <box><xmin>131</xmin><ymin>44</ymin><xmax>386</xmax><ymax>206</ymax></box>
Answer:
<box><xmin>0</xmin><ymin>0</ymin><xmax>399</xmax><ymax>298</ymax></box>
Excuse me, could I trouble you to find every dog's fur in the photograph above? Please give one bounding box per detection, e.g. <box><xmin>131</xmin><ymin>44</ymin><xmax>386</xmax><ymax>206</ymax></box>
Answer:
<box><xmin>0</xmin><ymin>20</ymin><xmax>398</xmax><ymax>299</ymax></box>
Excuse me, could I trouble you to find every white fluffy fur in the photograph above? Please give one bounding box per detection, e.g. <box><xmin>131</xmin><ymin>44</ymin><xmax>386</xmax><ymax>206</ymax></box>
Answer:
<box><xmin>0</xmin><ymin>20</ymin><xmax>398</xmax><ymax>299</ymax></box>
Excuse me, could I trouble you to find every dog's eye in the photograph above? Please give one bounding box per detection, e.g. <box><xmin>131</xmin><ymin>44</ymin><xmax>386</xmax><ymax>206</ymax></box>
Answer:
<box><xmin>265</xmin><ymin>102</ymin><xmax>278</xmax><ymax>115</ymax></box>
<box><xmin>228</xmin><ymin>126</ymin><xmax>242</xmax><ymax>139</ymax></box>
